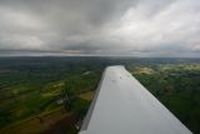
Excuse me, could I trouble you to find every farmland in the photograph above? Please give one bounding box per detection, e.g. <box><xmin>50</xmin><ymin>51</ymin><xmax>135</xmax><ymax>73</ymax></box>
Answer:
<box><xmin>0</xmin><ymin>57</ymin><xmax>199</xmax><ymax>134</ymax></box>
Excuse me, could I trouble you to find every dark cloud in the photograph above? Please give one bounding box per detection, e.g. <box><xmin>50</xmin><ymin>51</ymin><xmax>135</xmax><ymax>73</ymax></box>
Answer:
<box><xmin>0</xmin><ymin>0</ymin><xmax>199</xmax><ymax>57</ymax></box>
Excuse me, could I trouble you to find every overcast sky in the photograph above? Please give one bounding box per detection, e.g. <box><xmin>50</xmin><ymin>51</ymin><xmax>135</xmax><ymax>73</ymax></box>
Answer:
<box><xmin>0</xmin><ymin>0</ymin><xmax>199</xmax><ymax>57</ymax></box>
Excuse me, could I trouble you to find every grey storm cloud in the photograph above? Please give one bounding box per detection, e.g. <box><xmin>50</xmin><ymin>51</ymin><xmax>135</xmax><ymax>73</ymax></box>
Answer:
<box><xmin>0</xmin><ymin>0</ymin><xmax>199</xmax><ymax>57</ymax></box>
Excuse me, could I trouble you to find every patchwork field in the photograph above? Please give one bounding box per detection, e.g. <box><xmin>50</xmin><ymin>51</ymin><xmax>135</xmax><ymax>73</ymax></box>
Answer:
<box><xmin>0</xmin><ymin>57</ymin><xmax>199</xmax><ymax>134</ymax></box>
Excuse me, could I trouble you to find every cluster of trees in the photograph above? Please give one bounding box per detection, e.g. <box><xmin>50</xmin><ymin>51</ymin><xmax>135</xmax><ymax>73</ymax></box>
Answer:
<box><xmin>0</xmin><ymin>57</ymin><xmax>199</xmax><ymax>133</ymax></box>
<box><xmin>131</xmin><ymin>65</ymin><xmax>200</xmax><ymax>134</ymax></box>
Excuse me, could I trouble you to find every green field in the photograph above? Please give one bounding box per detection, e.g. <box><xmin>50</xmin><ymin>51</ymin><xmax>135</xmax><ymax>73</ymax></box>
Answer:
<box><xmin>0</xmin><ymin>57</ymin><xmax>199</xmax><ymax>134</ymax></box>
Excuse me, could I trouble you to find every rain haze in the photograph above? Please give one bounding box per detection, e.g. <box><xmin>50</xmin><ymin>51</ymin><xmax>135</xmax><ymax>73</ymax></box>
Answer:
<box><xmin>0</xmin><ymin>0</ymin><xmax>200</xmax><ymax>57</ymax></box>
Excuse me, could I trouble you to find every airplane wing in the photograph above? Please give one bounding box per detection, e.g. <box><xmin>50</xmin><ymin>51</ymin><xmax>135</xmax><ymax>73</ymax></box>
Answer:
<box><xmin>79</xmin><ymin>66</ymin><xmax>192</xmax><ymax>134</ymax></box>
